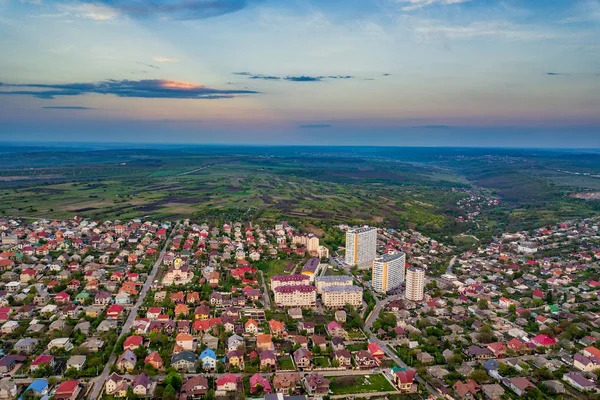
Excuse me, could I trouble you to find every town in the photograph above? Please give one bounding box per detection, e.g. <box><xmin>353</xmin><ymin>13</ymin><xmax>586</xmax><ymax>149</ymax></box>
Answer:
<box><xmin>0</xmin><ymin>215</ymin><xmax>599</xmax><ymax>400</ymax></box>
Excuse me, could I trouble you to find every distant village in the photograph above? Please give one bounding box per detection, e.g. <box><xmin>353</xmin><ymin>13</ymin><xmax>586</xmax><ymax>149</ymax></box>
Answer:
<box><xmin>0</xmin><ymin>214</ymin><xmax>599</xmax><ymax>400</ymax></box>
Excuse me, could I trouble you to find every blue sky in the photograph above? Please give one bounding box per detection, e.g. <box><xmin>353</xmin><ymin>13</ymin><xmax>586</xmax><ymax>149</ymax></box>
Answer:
<box><xmin>0</xmin><ymin>0</ymin><xmax>599</xmax><ymax>147</ymax></box>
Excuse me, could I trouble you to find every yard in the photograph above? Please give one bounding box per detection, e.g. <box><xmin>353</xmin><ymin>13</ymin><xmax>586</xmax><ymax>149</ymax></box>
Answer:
<box><xmin>277</xmin><ymin>357</ymin><xmax>295</xmax><ymax>370</ymax></box>
<box><xmin>329</xmin><ymin>374</ymin><xmax>396</xmax><ymax>395</ymax></box>
<box><xmin>313</xmin><ymin>357</ymin><xmax>331</xmax><ymax>368</ymax></box>
<box><xmin>346</xmin><ymin>342</ymin><xmax>368</xmax><ymax>352</ymax></box>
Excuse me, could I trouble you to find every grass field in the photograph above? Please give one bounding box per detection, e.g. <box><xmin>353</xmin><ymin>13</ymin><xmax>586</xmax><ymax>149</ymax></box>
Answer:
<box><xmin>329</xmin><ymin>374</ymin><xmax>396</xmax><ymax>395</ymax></box>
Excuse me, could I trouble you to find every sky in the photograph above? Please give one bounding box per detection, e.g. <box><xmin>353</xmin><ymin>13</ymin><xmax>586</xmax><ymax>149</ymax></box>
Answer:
<box><xmin>0</xmin><ymin>0</ymin><xmax>599</xmax><ymax>147</ymax></box>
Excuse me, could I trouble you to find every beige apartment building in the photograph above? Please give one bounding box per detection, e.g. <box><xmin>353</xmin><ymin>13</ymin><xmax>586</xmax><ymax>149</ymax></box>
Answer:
<box><xmin>321</xmin><ymin>285</ymin><xmax>362</xmax><ymax>308</ymax></box>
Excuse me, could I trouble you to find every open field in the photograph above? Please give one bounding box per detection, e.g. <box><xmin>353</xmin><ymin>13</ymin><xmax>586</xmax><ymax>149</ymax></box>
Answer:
<box><xmin>1</xmin><ymin>145</ymin><xmax>600</xmax><ymax>241</ymax></box>
<box><xmin>329</xmin><ymin>373</ymin><xmax>396</xmax><ymax>395</ymax></box>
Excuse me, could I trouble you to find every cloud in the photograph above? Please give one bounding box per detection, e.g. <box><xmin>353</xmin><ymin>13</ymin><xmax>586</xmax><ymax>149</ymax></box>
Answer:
<box><xmin>411</xmin><ymin>20</ymin><xmax>562</xmax><ymax>41</ymax></box>
<box><xmin>41</xmin><ymin>106</ymin><xmax>96</xmax><ymax>110</ymax></box>
<box><xmin>153</xmin><ymin>57</ymin><xmax>179</xmax><ymax>63</ymax></box>
<box><xmin>0</xmin><ymin>79</ymin><xmax>259</xmax><ymax>100</ymax></box>
<box><xmin>411</xmin><ymin>124</ymin><xmax>450</xmax><ymax>129</ymax></box>
<box><xmin>546</xmin><ymin>72</ymin><xmax>569</xmax><ymax>76</ymax></box>
<box><xmin>60</xmin><ymin>3</ymin><xmax>119</xmax><ymax>20</ymax></box>
<box><xmin>86</xmin><ymin>0</ymin><xmax>251</xmax><ymax>20</ymax></box>
<box><xmin>298</xmin><ymin>123</ymin><xmax>332</xmax><ymax>129</ymax></box>
<box><xmin>233</xmin><ymin>73</ymin><xmax>354</xmax><ymax>82</ymax></box>
<box><xmin>137</xmin><ymin>62</ymin><xmax>160</xmax><ymax>70</ymax></box>
<box><xmin>399</xmin><ymin>0</ymin><xmax>471</xmax><ymax>11</ymax></box>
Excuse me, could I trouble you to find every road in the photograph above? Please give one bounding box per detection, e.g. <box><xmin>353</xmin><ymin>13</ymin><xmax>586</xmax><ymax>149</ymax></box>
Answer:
<box><xmin>364</xmin><ymin>294</ymin><xmax>403</xmax><ymax>332</ymax></box>
<box><xmin>122</xmin><ymin>368</ymin><xmax>384</xmax><ymax>381</ymax></box>
<box><xmin>259</xmin><ymin>270</ymin><xmax>272</xmax><ymax>309</ymax></box>
<box><xmin>177</xmin><ymin>164</ymin><xmax>212</xmax><ymax>176</ymax></box>
<box><xmin>447</xmin><ymin>255</ymin><xmax>457</xmax><ymax>275</ymax></box>
<box><xmin>88</xmin><ymin>222</ymin><xmax>178</xmax><ymax>400</ymax></box>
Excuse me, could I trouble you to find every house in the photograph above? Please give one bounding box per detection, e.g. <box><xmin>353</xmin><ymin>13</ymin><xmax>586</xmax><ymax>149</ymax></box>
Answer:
<box><xmin>304</xmin><ymin>373</ymin><xmax>330</xmax><ymax>396</ymax></box>
<box><xmin>563</xmin><ymin>372</ymin><xmax>596</xmax><ymax>392</ymax></box>
<box><xmin>260</xmin><ymin>350</ymin><xmax>277</xmax><ymax>370</ymax></box>
<box><xmin>0</xmin><ymin>355</ymin><xmax>26</xmax><ymax>373</ymax></box>
<box><xmin>123</xmin><ymin>335</ymin><xmax>144</xmax><ymax>351</ymax></box>
<box><xmin>257</xmin><ymin>334</ymin><xmax>274</xmax><ymax>351</ymax></box>
<box><xmin>531</xmin><ymin>334</ymin><xmax>557</xmax><ymax>347</ymax></box>
<box><xmin>487</xmin><ymin>342</ymin><xmax>507</xmax><ymax>357</ymax></box>
<box><xmin>250</xmin><ymin>373</ymin><xmax>272</xmax><ymax>393</ymax></box>
<box><xmin>200</xmin><ymin>348</ymin><xmax>217</xmax><ymax>370</ymax></box>
<box><xmin>393</xmin><ymin>368</ymin><xmax>416</xmax><ymax>392</ymax></box>
<box><xmin>465</xmin><ymin>345</ymin><xmax>493</xmax><ymax>360</ymax></box>
<box><xmin>417</xmin><ymin>351</ymin><xmax>435</xmax><ymax>364</ymax></box>
<box><xmin>14</xmin><ymin>338</ymin><xmax>39</xmax><ymax>354</ymax></box>
<box><xmin>54</xmin><ymin>380</ymin><xmax>81</xmax><ymax>400</ymax></box>
<box><xmin>105</xmin><ymin>373</ymin><xmax>126</xmax><ymax>395</ymax></box>
<box><xmin>293</xmin><ymin>348</ymin><xmax>312</xmax><ymax>369</ymax></box>
<box><xmin>95</xmin><ymin>291</ymin><xmax>112</xmax><ymax>305</ymax></box>
<box><xmin>47</xmin><ymin>338</ymin><xmax>74</xmax><ymax>351</ymax></box>
<box><xmin>227</xmin><ymin>334</ymin><xmax>244</xmax><ymax>352</ymax></box>
<box><xmin>106</xmin><ymin>304</ymin><xmax>124</xmax><ymax>319</ymax></box>
<box><xmin>273</xmin><ymin>372</ymin><xmax>300</xmax><ymax>393</ymax></box>
<box><xmin>509</xmin><ymin>377</ymin><xmax>535</xmax><ymax>396</ymax></box>
<box><xmin>1</xmin><ymin>320</ymin><xmax>18</xmax><ymax>334</ymax></box>
<box><xmin>30</xmin><ymin>355</ymin><xmax>55</xmax><ymax>372</ymax></box>
<box><xmin>334</xmin><ymin>349</ymin><xmax>352</xmax><ymax>368</ymax></box>
<box><xmin>22</xmin><ymin>379</ymin><xmax>49</xmax><ymax>398</ymax></box>
<box><xmin>245</xmin><ymin>318</ymin><xmax>259</xmax><ymax>335</ymax></box>
<box><xmin>176</xmin><ymin>333</ymin><xmax>197</xmax><ymax>351</ymax></box>
<box><xmin>298</xmin><ymin>321</ymin><xmax>315</xmax><ymax>334</ymax></box>
<box><xmin>0</xmin><ymin>378</ymin><xmax>16</xmax><ymax>400</ymax></box>
<box><xmin>227</xmin><ymin>350</ymin><xmax>244</xmax><ymax>369</ymax></box>
<box><xmin>132</xmin><ymin>373</ymin><xmax>153</xmax><ymax>397</ymax></box>
<box><xmin>144</xmin><ymin>352</ymin><xmax>164</xmax><ymax>370</ymax></box>
<box><xmin>327</xmin><ymin>321</ymin><xmax>347</xmax><ymax>339</ymax></box>
<box><xmin>269</xmin><ymin>319</ymin><xmax>286</xmax><ymax>336</ymax></box>
<box><xmin>454</xmin><ymin>380</ymin><xmax>480</xmax><ymax>399</ymax></box>
<box><xmin>66</xmin><ymin>355</ymin><xmax>86</xmax><ymax>371</ymax></box>
<box><xmin>368</xmin><ymin>342</ymin><xmax>385</xmax><ymax>360</ymax></box>
<box><xmin>216</xmin><ymin>374</ymin><xmax>239</xmax><ymax>392</ymax></box>
<box><xmin>507</xmin><ymin>338</ymin><xmax>527</xmax><ymax>353</ymax></box>
<box><xmin>180</xmin><ymin>376</ymin><xmax>209</xmax><ymax>399</ymax></box>
<box><xmin>355</xmin><ymin>350</ymin><xmax>378</xmax><ymax>369</ymax></box>
<box><xmin>171</xmin><ymin>351</ymin><xmax>196</xmax><ymax>371</ymax></box>
<box><xmin>116</xmin><ymin>349</ymin><xmax>137</xmax><ymax>372</ymax></box>
<box><xmin>481</xmin><ymin>383</ymin><xmax>505</xmax><ymax>400</ymax></box>
<box><xmin>574</xmin><ymin>353</ymin><xmax>600</xmax><ymax>372</ymax></box>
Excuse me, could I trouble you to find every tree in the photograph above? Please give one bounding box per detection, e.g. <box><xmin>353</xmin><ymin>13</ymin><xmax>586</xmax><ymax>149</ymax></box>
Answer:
<box><xmin>468</xmin><ymin>368</ymin><xmax>488</xmax><ymax>384</ymax></box>
<box><xmin>163</xmin><ymin>384</ymin><xmax>178</xmax><ymax>400</ymax></box>
<box><xmin>508</xmin><ymin>304</ymin><xmax>516</xmax><ymax>314</ymax></box>
<box><xmin>477</xmin><ymin>299</ymin><xmax>489</xmax><ymax>310</ymax></box>
<box><xmin>164</xmin><ymin>371</ymin><xmax>183</xmax><ymax>391</ymax></box>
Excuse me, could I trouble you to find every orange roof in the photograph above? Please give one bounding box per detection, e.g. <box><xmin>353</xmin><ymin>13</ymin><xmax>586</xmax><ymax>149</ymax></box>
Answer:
<box><xmin>257</xmin><ymin>334</ymin><xmax>272</xmax><ymax>344</ymax></box>
<box><xmin>585</xmin><ymin>346</ymin><xmax>600</xmax><ymax>359</ymax></box>
<box><xmin>176</xmin><ymin>333</ymin><xmax>194</xmax><ymax>341</ymax></box>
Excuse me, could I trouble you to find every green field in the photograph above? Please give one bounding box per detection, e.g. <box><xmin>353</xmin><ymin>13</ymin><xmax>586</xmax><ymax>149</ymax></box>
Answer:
<box><xmin>329</xmin><ymin>374</ymin><xmax>396</xmax><ymax>395</ymax></box>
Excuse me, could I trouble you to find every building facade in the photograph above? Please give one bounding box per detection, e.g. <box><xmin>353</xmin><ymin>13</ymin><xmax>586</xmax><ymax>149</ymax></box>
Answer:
<box><xmin>271</xmin><ymin>274</ymin><xmax>311</xmax><ymax>290</ymax></box>
<box><xmin>321</xmin><ymin>285</ymin><xmax>362</xmax><ymax>308</ymax></box>
<box><xmin>372</xmin><ymin>252</ymin><xmax>406</xmax><ymax>293</ymax></box>
<box><xmin>345</xmin><ymin>226</ymin><xmax>377</xmax><ymax>268</ymax></box>
<box><xmin>405</xmin><ymin>266</ymin><xmax>425</xmax><ymax>301</ymax></box>
<box><xmin>273</xmin><ymin>285</ymin><xmax>317</xmax><ymax>308</ymax></box>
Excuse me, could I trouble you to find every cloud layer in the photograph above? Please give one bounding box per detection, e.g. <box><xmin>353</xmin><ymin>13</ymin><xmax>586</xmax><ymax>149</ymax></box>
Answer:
<box><xmin>234</xmin><ymin>73</ymin><xmax>354</xmax><ymax>82</ymax></box>
<box><xmin>0</xmin><ymin>79</ymin><xmax>259</xmax><ymax>100</ymax></box>
<box><xmin>91</xmin><ymin>0</ymin><xmax>251</xmax><ymax>20</ymax></box>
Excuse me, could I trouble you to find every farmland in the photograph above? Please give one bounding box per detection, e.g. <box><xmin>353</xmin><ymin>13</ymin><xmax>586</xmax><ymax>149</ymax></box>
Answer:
<box><xmin>1</xmin><ymin>144</ymin><xmax>600</xmax><ymax>241</ymax></box>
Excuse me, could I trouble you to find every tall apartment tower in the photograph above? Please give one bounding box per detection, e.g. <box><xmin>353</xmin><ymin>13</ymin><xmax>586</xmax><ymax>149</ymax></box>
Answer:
<box><xmin>372</xmin><ymin>252</ymin><xmax>406</xmax><ymax>293</ymax></box>
<box><xmin>344</xmin><ymin>226</ymin><xmax>377</xmax><ymax>268</ymax></box>
<box><xmin>405</xmin><ymin>266</ymin><xmax>425</xmax><ymax>301</ymax></box>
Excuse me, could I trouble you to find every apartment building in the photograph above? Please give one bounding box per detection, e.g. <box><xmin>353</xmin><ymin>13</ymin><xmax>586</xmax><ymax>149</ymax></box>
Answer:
<box><xmin>405</xmin><ymin>266</ymin><xmax>425</xmax><ymax>302</ymax></box>
<box><xmin>372</xmin><ymin>252</ymin><xmax>406</xmax><ymax>293</ymax></box>
<box><xmin>321</xmin><ymin>285</ymin><xmax>362</xmax><ymax>308</ymax></box>
<box><xmin>315</xmin><ymin>275</ymin><xmax>354</xmax><ymax>294</ymax></box>
<box><xmin>273</xmin><ymin>285</ymin><xmax>317</xmax><ymax>308</ymax></box>
<box><xmin>345</xmin><ymin>226</ymin><xmax>377</xmax><ymax>268</ymax></box>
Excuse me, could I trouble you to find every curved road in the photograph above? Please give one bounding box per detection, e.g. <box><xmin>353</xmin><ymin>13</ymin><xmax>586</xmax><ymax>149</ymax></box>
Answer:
<box><xmin>88</xmin><ymin>222</ymin><xmax>179</xmax><ymax>400</ymax></box>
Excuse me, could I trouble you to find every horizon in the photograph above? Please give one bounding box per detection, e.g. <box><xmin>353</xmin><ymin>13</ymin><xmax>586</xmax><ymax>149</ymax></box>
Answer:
<box><xmin>1</xmin><ymin>0</ymin><xmax>600</xmax><ymax>147</ymax></box>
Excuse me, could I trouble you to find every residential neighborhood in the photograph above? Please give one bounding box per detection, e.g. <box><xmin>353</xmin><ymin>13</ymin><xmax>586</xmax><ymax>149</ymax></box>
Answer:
<box><xmin>0</xmin><ymin>215</ymin><xmax>600</xmax><ymax>400</ymax></box>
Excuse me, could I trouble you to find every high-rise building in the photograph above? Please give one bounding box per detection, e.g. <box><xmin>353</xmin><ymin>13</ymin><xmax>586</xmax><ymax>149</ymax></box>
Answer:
<box><xmin>405</xmin><ymin>267</ymin><xmax>425</xmax><ymax>301</ymax></box>
<box><xmin>344</xmin><ymin>226</ymin><xmax>377</xmax><ymax>267</ymax></box>
<box><xmin>372</xmin><ymin>252</ymin><xmax>406</xmax><ymax>293</ymax></box>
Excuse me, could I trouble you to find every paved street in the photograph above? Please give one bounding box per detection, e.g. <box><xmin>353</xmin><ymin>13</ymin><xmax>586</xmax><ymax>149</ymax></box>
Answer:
<box><xmin>259</xmin><ymin>270</ymin><xmax>272</xmax><ymax>309</ymax></box>
<box><xmin>88</xmin><ymin>222</ymin><xmax>178</xmax><ymax>400</ymax></box>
